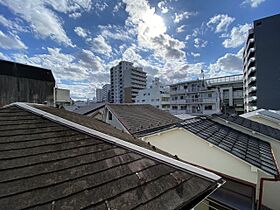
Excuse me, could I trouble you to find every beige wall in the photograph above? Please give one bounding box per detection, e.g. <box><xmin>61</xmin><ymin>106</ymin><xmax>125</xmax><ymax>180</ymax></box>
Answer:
<box><xmin>143</xmin><ymin>128</ymin><xmax>259</xmax><ymax>184</ymax></box>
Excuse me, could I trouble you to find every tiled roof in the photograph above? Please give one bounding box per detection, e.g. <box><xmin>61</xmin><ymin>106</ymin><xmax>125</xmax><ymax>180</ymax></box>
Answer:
<box><xmin>72</xmin><ymin>102</ymin><xmax>105</xmax><ymax>115</ymax></box>
<box><xmin>0</xmin><ymin>104</ymin><xmax>222</xmax><ymax>209</ymax></box>
<box><xmin>0</xmin><ymin>60</ymin><xmax>55</xmax><ymax>82</ymax></box>
<box><xmin>107</xmin><ymin>104</ymin><xmax>182</xmax><ymax>135</ymax></box>
<box><xmin>217</xmin><ymin>114</ymin><xmax>280</xmax><ymax>141</ymax></box>
<box><xmin>181</xmin><ymin>118</ymin><xmax>279</xmax><ymax>176</ymax></box>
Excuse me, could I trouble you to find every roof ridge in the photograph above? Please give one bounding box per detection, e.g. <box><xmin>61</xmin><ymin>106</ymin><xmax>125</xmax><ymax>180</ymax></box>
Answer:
<box><xmin>10</xmin><ymin>102</ymin><xmax>222</xmax><ymax>182</ymax></box>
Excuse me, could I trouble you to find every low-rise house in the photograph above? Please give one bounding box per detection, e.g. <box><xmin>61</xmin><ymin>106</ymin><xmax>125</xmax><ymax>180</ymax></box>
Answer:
<box><xmin>72</xmin><ymin>102</ymin><xmax>105</xmax><ymax>119</ymax></box>
<box><xmin>240</xmin><ymin>109</ymin><xmax>280</xmax><ymax>130</ymax></box>
<box><xmin>0</xmin><ymin>102</ymin><xmax>223</xmax><ymax>209</ymax></box>
<box><xmin>140</xmin><ymin>116</ymin><xmax>280</xmax><ymax>209</ymax></box>
<box><xmin>101</xmin><ymin>104</ymin><xmax>182</xmax><ymax>136</ymax></box>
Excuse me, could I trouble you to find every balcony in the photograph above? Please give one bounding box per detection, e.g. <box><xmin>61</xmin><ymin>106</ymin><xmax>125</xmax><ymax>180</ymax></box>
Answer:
<box><xmin>248</xmin><ymin>96</ymin><xmax>257</xmax><ymax>102</ymax></box>
<box><xmin>248</xmin><ymin>76</ymin><xmax>256</xmax><ymax>85</ymax></box>
<box><xmin>243</xmin><ymin>48</ymin><xmax>255</xmax><ymax>64</ymax></box>
<box><xmin>244</xmin><ymin>38</ymin><xmax>255</xmax><ymax>57</ymax></box>
<box><xmin>244</xmin><ymin>57</ymin><xmax>255</xmax><ymax>70</ymax></box>
<box><xmin>247</xmin><ymin>67</ymin><xmax>256</xmax><ymax>76</ymax></box>
<box><xmin>248</xmin><ymin>86</ymin><xmax>257</xmax><ymax>93</ymax></box>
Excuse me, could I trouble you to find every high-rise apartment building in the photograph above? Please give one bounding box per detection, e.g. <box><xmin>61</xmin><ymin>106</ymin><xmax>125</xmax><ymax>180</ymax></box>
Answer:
<box><xmin>243</xmin><ymin>14</ymin><xmax>280</xmax><ymax>112</ymax></box>
<box><xmin>96</xmin><ymin>88</ymin><xmax>102</xmax><ymax>102</ymax></box>
<box><xmin>110</xmin><ymin>61</ymin><xmax>147</xmax><ymax>103</ymax></box>
<box><xmin>170</xmin><ymin>74</ymin><xmax>243</xmax><ymax>115</ymax></box>
<box><xmin>102</xmin><ymin>84</ymin><xmax>110</xmax><ymax>102</ymax></box>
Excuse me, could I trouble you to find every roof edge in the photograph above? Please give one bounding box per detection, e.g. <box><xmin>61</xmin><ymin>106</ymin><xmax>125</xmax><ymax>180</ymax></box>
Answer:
<box><xmin>9</xmin><ymin>102</ymin><xmax>222</xmax><ymax>182</ymax></box>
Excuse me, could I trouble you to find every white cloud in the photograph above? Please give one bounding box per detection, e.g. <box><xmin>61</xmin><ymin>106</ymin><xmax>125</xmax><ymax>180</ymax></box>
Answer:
<box><xmin>194</xmin><ymin>38</ymin><xmax>207</xmax><ymax>48</ymax></box>
<box><xmin>0</xmin><ymin>30</ymin><xmax>27</xmax><ymax>49</ymax></box>
<box><xmin>242</xmin><ymin>0</ymin><xmax>266</xmax><ymax>8</ymax></box>
<box><xmin>0</xmin><ymin>0</ymin><xmax>94</xmax><ymax>47</ymax></box>
<box><xmin>158</xmin><ymin>1</ymin><xmax>168</xmax><ymax>14</ymax></box>
<box><xmin>209</xmin><ymin>48</ymin><xmax>243</xmax><ymax>77</ymax></box>
<box><xmin>174</xmin><ymin>11</ymin><xmax>197</xmax><ymax>24</ymax></box>
<box><xmin>98</xmin><ymin>25</ymin><xmax>133</xmax><ymax>41</ymax></box>
<box><xmin>123</xmin><ymin>0</ymin><xmax>186</xmax><ymax>61</ymax></box>
<box><xmin>176</xmin><ymin>25</ymin><xmax>186</xmax><ymax>33</ymax></box>
<box><xmin>74</xmin><ymin>27</ymin><xmax>88</xmax><ymax>38</ymax></box>
<box><xmin>88</xmin><ymin>35</ymin><xmax>112</xmax><ymax>56</ymax></box>
<box><xmin>191</xmin><ymin>52</ymin><xmax>200</xmax><ymax>57</ymax></box>
<box><xmin>223</xmin><ymin>23</ymin><xmax>251</xmax><ymax>48</ymax></box>
<box><xmin>0</xmin><ymin>52</ymin><xmax>10</xmax><ymax>60</ymax></box>
<box><xmin>207</xmin><ymin>14</ymin><xmax>235</xmax><ymax>33</ymax></box>
<box><xmin>0</xmin><ymin>15</ymin><xmax>27</xmax><ymax>33</ymax></box>
<box><xmin>113</xmin><ymin>2</ymin><xmax>123</xmax><ymax>13</ymax></box>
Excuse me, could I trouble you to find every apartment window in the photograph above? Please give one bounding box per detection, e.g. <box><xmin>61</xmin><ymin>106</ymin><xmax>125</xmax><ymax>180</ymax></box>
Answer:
<box><xmin>143</xmin><ymin>93</ymin><xmax>146</xmax><ymax>96</ymax></box>
<box><xmin>142</xmin><ymin>99</ymin><xmax>145</xmax><ymax>102</ymax></box>
<box><xmin>205</xmin><ymin>105</ymin><xmax>213</xmax><ymax>110</ymax></box>
<box><xmin>148</xmin><ymin>93</ymin><xmax>150</xmax><ymax>96</ymax></box>
<box><xmin>181</xmin><ymin>106</ymin><xmax>186</xmax><ymax>110</ymax></box>
<box><xmin>151</xmin><ymin>99</ymin><xmax>154</xmax><ymax>102</ymax></box>
<box><xmin>208</xmin><ymin>93</ymin><xmax>212</xmax><ymax>98</ymax></box>
<box><xmin>108</xmin><ymin>111</ymin><xmax>112</xmax><ymax>120</ymax></box>
<box><xmin>172</xmin><ymin>106</ymin><xmax>178</xmax><ymax>110</ymax></box>
<box><xmin>156</xmin><ymin>99</ymin><xmax>160</xmax><ymax>101</ymax></box>
<box><xmin>180</xmin><ymin>95</ymin><xmax>184</xmax><ymax>100</ymax></box>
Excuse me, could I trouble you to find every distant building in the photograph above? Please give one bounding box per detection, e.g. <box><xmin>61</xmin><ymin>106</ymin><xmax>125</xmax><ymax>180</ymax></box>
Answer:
<box><xmin>169</xmin><ymin>74</ymin><xmax>243</xmax><ymax>116</ymax></box>
<box><xmin>101</xmin><ymin>84</ymin><xmax>110</xmax><ymax>102</ymax></box>
<box><xmin>0</xmin><ymin>60</ymin><xmax>55</xmax><ymax>107</ymax></box>
<box><xmin>243</xmin><ymin>14</ymin><xmax>280</xmax><ymax>112</ymax></box>
<box><xmin>95</xmin><ymin>88</ymin><xmax>102</xmax><ymax>102</ymax></box>
<box><xmin>110</xmin><ymin>61</ymin><xmax>147</xmax><ymax>103</ymax></box>
<box><xmin>53</xmin><ymin>87</ymin><xmax>72</xmax><ymax>107</ymax></box>
<box><xmin>135</xmin><ymin>78</ymin><xmax>170</xmax><ymax>111</ymax></box>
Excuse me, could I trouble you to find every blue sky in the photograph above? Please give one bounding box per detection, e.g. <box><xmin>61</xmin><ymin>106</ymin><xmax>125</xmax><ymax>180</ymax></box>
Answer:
<box><xmin>0</xmin><ymin>0</ymin><xmax>279</xmax><ymax>100</ymax></box>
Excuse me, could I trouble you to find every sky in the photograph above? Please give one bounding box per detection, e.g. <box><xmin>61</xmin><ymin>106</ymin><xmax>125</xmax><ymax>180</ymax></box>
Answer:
<box><xmin>0</xmin><ymin>0</ymin><xmax>279</xmax><ymax>100</ymax></box>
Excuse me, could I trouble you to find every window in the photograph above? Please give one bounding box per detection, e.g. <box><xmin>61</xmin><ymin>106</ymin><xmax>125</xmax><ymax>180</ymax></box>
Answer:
<box><xmin>208</xmin><ymin>93</ymin><xmax>212</xmax><ymax>98</ymax></box>
<box><xmin>151</xmin><ymin>99</ymin><xmax>154</xmax><ymax>102</ymax></box>
<box><xmin>205</xmin><ymin>105</ymin><xmax>212</xmax><ymax>110</ymax></box>
<box><xmin>142</xmin><ymin>99</ymin><xmax>145</xmax><ymax>102</ymax></box>
<box><xmin>148</xmin><ymin>93</ymin><xmax>150</xmax><ymax>95</ymax></box>
<box><xmin>156</xmin><ymin>99</ymin><xmax>160</xmax><ymax>101</ymax></box>
<box><xmin>172</xmin><ymin>106</ymin><xmax>178</xmax><ymax>110</ymax></box>
<box><xmin>180</xmin><ymin>95</ymin><xmax>184</xmax><ymax>100</ymax></box>
<box><xmin>108</xmin><ymin>111</ymin><xmax>112</xmax><ymax>120</ymax></box>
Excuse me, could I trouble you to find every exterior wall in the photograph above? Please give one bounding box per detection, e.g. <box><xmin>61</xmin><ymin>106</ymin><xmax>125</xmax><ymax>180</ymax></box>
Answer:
<box><xmin>96</xmin><ymin>89</ymin><xmax>103</xmax><ymax>102</ymax></box>
<box><xmin>0</xmin><ymin>75</ymin><xmax>54</xmax><ymax>107</ymax></box>
<box><xmin>135</xmin><ymin>78</ymin><xmax>170</xmax><ymax>111</ymax></box>
<box><xmin>54</xmin><ymin>88</ymin><xmax>71</xmax><ymax>106</ymax></box>
<box><xmin>102</xmin><ymin>84</ymin><xmax>110</xmax><ymax>102</ymax></box>
<box><xmin>142</xmin><ymin>128</ymin><xmax>259</xmax><ymax>184</ymax></box>
<box><xmin>244</xmin><ymin>14</ymin><xmax>280</xmax><ymax>112</ymax></box>
<box><xmin>110</xmin><ymin>61</ymin><xmax>147</xmax><ymax>103</ymax></box>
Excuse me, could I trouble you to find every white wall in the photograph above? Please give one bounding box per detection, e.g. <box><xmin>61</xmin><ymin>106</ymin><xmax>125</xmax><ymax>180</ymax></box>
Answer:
<box><xmin>143</xmin><ymin>128</ymin><xmax>259</xmax><ymax>184</ymax></box>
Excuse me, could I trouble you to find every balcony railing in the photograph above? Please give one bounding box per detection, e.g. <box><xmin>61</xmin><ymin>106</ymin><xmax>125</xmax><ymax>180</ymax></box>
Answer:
<box><xmin>205</xmin><ymin>75</ymin><xmax>243</xmax><ymax>85</ymax></box>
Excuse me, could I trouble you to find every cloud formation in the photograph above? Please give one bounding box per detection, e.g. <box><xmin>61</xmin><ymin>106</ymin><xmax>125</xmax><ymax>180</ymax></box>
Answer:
<box><xmin>223</xmin><ymin>23</ymin><xmax>251</xmax><ymax>48</ymax></box>
<box><xmin>207</xmin><ymin>14</ymin><xmax>235</xmax><ymax>33</ymax></box>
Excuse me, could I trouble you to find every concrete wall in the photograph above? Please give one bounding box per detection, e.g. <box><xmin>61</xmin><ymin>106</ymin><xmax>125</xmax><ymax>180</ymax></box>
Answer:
<box><xmin>143</xmin><ymin>128</ymin><xmax>259</xmax><ymax>184</ymax></box>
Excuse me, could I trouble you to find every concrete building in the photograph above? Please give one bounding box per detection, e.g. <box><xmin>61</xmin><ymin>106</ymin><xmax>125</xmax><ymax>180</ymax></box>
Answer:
<box><xmin>0</xmin><ymin>60</ymin><xmax>55</xmax><ymax>107</ymax></box>
<box><xmin>53</xmin><ymin>87</ymin><xmax>72</xmax><ymax>107</ymax></box>
<box><xmin>101</xmin><ymin>84</ymin><xmax>110</xmax><ymax>102</ymax></box>
<box><xmin>135</xmin><ymin>78</ymin><xmax>170</xmax><ymax>111</ymax></box>
<box><xmin>243</xmin><ymin>14</ymin><xmax>280</xmax><ymax>112</ymax></box>
<box><xmin>110</xmin><ymin>61</ymin><xmax>147</xmax><ymax>103</ymax></box>
<box><xmin>169</xmin><ymin>74</ymin><xmax>243</xmax><ymax>116</ymax></box>
<box><xmin>95</xmin><ymin>88</ymin><xmax>102</xmax><ymax>102</ymax></box>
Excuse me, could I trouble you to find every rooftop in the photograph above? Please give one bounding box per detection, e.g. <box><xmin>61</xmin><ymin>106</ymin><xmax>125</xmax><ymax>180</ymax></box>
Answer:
<box><xmin>106</xmin><ymin>104</ymin><xmax>182</xmax><ymax>136</ymax></box>
<box><xmin>0</xmin><ymin>103</ymin><xmax>223</xmax><ymax>209</ymax></box>
<box><xmin>72</xmin><ymin>102</ymin><xmax>105</xmax><ymax>115</ymax></box>
<box><xmin>181</xmin><ymin>118</ymin><xmax>279</xmax><ymax>176</ymax></box>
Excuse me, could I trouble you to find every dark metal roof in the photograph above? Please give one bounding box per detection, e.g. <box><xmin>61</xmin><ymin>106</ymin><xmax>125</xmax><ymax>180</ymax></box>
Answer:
<box><xmin>217</xmin><ymin>114</ymin><xmax>280</xmax><ymax>141</ymax></box>
<box><xmin>0</xmin><ymin>105</ymin><xmax>222</xmax><ymax>209</ymax></box>
<box><xmin>107</xmin><ymin>104</ymin><xmax>182</xmax><ymax>135</ymax></box>
<box><xmin>72</xmin><ymin>102</ymin><xmax>105</xmax><ymax>115</ymax></box>
<box><xmin>0</xmin><ymin>60</ymin><xmax>55</xmax><ymax>82</ymax></box>
<box><xmin>181</xmin><ymin>118</ymin><xmax>279</xmax><ymax>176</ymax></box>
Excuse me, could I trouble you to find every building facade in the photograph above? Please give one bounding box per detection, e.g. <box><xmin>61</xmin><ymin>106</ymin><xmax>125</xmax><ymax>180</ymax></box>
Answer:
<box><xmin>110</xmin><ymin>61</ymin><xmax>147</xmax><ymax>103</ymax></box>
<box><xmin>135</xmin><ymin>78</ymin><xmax>170</xmax><ymax>111</ymax></box>
<box><xmin>243</xmin><ymin>14</ymin><xmax>280</xmax><ymax>112</ymax></box>
<box><xmin>95</xmin><ymin>88</ymin><xmax>102</xmax><ymax>102</ymax></box>
<box><xmin>170</xmin><ymin>74</ymin><xmax>243</xmax><ymax>116</ymax></box>
<box><xmin>101</xmin><ymin>84</ymin><xmax>110</xmax><ymax>102</ymax></box>
<box><xmin>0</xmin><ymin>60</ymin><xmax>55</xmax><ymax>107</ymax></box>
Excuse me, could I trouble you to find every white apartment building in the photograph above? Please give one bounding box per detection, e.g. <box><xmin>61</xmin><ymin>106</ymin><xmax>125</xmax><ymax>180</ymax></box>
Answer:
<box><xmin>169</xmin><ymin>75</ymin><xmax>243</xmax><ymax>116</ymax></box>
<box><xmin>110</xmin><ymin>61</ymin><xmax>147</xmax><ymax>103</ymax></box>
<box><xmin>135</xmin><ymin>78</ymin><xmax>170</xmax><ymax>111</ymax></box>
<box><xmin>96</xmin><ymin>88</ymin><xmax>102</xmax><ymax>102</ymax></box>
<box><xmin>101</xmin><ymin>84</ymin><xmax>110</xmax><ymax>102</ymax></box>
